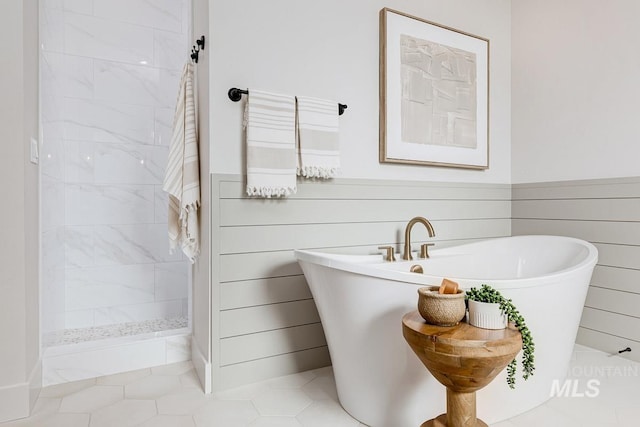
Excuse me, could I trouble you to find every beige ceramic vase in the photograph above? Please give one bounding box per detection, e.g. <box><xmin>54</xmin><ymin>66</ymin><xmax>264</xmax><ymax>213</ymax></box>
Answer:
<box><xmin>417</xmin><ymin>286</ymin><xmax>466</xmax><ymax>326</ymax></box>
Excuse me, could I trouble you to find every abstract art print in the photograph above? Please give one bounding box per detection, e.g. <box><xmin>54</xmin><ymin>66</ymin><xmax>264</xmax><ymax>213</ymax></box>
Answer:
<box><xmin>380</xmin><ymin>8</ymin><xmax>489</xmax><ymax>169</ymax></box>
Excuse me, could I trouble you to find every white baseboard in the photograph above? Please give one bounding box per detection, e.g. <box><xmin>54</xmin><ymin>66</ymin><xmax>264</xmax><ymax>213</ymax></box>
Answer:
<box><xmin>28</xmin><ymin>357</ymin><xmax>42</xmax><ymax>412</ymax></box>
<box><xmin>0</xmin><ymin>382</ymin><xmax>28</xmax><ymax>422</ymax></box>
<box><xmin>0</xmin><ymin>357</ymin><xmax>42</xmax><ymax>422</ymax></box>
<box><xmin>191</xmin><ymin>336</ymin><xmax>211</xmax><ymax>393</ymax></box>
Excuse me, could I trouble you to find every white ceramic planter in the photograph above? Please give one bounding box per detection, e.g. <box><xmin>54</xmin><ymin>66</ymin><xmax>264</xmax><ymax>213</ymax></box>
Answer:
<box><xmin>468</xmin><ymin>300</ymin><xmax>508</xmax><ymax>329</ymax></box>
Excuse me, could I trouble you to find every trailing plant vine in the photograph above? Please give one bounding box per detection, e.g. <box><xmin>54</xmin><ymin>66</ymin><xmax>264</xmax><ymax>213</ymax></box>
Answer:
<box><xmin>466</xmin><ymin>284</ymin><xmax>535</xmax><ymax>389</ymax></box>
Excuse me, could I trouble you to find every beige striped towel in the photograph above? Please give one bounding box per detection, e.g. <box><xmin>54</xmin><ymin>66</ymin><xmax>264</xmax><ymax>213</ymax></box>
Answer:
<box><xmin>296</xmin><ymin>96</ymin><xmax>340</xmax><ymax>179</ymax></box>
<box><xmin>163</xmin><ymin>62</ymin><xmax>200</xmax><ymax>263</ymax></box>
<box><xmin>245</xmin><ymin>90</ymin><xmax>297</xmax><ymax>197</ymax></box>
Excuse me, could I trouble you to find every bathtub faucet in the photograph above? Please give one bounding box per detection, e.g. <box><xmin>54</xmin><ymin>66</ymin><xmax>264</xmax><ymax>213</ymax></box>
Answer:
<box><xmin>403</xmin><ymin>217</ymin><xmax>436</xmax><ymax>260</ymax></box>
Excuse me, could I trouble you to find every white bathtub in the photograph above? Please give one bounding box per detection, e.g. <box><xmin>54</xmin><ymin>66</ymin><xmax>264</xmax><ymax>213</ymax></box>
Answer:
<box><xmin>295</xmin><ymin>235</ymin><xmax>597</xmax><ymax>427</ymax></box>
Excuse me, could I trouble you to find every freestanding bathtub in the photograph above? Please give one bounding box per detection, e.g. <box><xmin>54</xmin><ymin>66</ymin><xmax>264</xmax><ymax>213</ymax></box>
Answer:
<box><xmin>295</xmin><ymin>235</ymin><xmax>597</xmax><ymax>427</ymax></box>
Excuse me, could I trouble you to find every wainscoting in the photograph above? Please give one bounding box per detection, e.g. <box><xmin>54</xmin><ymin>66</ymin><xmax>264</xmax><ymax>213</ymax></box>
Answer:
<box><xmin>211</xmin><ymin>174</ymin><xmax>512</xmax><ymax>390</ymax></box>
<box><xmin>513</xmin><ymin>177</ymin><xmax>640</xmax><ymax>363</ymax></box>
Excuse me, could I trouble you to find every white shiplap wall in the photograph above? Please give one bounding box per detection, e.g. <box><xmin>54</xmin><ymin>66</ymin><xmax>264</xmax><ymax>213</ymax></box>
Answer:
<box><xmin>513</xmin><ymin>177</ymin><xmax>640</xmax><ymax>362</ymax></box>
<box><xmin>212</xmin><ymin>174</ymin><xmax>511</xmax><ymax>390</ymax></box>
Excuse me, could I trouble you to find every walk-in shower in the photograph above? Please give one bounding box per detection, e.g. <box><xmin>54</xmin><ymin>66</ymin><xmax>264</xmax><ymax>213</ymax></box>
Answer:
<box><xmin>39</xmin><ymin>0</ymin><xmax>193</xmax><ymax>385</ymax></box>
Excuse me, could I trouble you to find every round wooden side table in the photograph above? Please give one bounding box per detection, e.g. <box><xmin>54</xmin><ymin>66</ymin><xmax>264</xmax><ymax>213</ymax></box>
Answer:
<box><xmin>402</xmin><ymin>310</ymin><xmax>522</xmax><ymax>427</ymax></box>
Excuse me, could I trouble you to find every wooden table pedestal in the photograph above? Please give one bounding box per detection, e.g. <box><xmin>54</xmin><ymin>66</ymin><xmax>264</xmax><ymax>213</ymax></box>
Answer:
<box><xmin>402</xmin><ymin>311</ymin><xmax>522</xmax><ymax>427</ymax></box>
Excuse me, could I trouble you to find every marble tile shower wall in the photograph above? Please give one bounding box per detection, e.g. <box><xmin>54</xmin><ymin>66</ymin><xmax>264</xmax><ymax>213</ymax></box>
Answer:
<box><xmin>40</xmin><ymin>0</ymin><xmax>191</xmax><ymax>336</ymax></box>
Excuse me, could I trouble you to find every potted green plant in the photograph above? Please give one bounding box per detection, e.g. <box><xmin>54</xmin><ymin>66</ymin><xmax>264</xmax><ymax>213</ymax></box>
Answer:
<box><xmin>466</xmin><ymin>284</ymin><xmax>535</xmax><ymax>389</ymax></box>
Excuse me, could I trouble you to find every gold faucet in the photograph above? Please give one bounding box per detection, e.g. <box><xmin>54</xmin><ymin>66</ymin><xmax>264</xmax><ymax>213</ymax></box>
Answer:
<box><xmin>403</xmin><ymin>217</ymin><xmax>435</xmax><ymax>260</ymax></box>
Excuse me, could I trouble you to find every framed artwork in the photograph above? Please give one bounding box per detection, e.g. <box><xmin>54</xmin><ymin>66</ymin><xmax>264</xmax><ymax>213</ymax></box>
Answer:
<box><xmin>379</xmin><ymin>8</ymin><xmax>489</xmax><ymax>169</ymax></box>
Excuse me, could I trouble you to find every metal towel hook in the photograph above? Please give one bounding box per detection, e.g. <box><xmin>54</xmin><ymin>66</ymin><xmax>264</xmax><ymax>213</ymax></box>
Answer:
<box><xmin>190</xmin><ymin>35</ymin><xmax>205</xmax><ymax>63</ymax></box>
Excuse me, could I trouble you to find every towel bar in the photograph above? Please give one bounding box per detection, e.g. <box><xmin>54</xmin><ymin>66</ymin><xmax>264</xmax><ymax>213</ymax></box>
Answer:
<box><xmin>228</xmin><ymin>88</ymin><xmax>347</xmax><ymax>115</ymax></box>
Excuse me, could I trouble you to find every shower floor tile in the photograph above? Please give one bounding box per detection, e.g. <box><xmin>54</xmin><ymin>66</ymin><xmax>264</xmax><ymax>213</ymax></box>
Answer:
<box><xmin>43</xmin><ymin>316</ymin><xmax>188</xmax><ymax>347</ymax></box>
<box><xmin>2</xmin><ymin>344</ymin><xmax>638</xmax><ymax>427</ymax></box>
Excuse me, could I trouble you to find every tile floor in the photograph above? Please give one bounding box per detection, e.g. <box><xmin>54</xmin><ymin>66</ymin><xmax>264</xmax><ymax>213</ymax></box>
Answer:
<box><xmin>2</xmin><ymin>344</ymin><xmax>639</xmax><ymax>427</ymax></box>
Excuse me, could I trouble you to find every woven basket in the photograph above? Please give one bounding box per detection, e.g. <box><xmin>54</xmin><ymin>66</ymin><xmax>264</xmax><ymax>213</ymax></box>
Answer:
<box><xmin>417</xmin><ymin>286</ymin><xmax>466</xmax><ymax>326</ymax></box>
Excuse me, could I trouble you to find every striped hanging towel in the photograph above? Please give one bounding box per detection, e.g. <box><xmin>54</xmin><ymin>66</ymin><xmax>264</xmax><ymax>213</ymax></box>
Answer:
<box><xmin>296</xmin><ymin>96</ymin><xmax>340</xmax><ymax>179</ymax></box>
<box><xmin>245</xmin><ymin>90</ymin><xmax>297</xmax><ymax>197</ymax></box>
<box><xmin>163</xmin><ymin>62</ymin><xmax>200</xmax><ymax>263</ymax></box>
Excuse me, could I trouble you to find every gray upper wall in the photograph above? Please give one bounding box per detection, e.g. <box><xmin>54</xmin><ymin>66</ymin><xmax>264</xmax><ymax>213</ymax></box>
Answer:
<box><xmin>212</xmin><ymin>0</ymin><xmax>640</xmax><ymax>184</ymax></box>
<box><xmin>209</xmin><ymin>0</ymin><xmax>512</xmax><ymax>183</ymax></box>
<box><xmin>512</xmin><ymin>0</ymin><xmax>640</xmax><ymax>183</ymax></box>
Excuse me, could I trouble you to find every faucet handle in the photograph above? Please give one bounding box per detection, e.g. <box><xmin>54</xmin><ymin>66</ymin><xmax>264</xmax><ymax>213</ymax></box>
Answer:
<box><xmin>419</xmin><ymin>243</ymin><xmax>435</xmax><ymax>259</ymax></box>
<box><xmin>378</xmin><ymin>246</ymin><xmax>396</xmax><ymax>262</ymax></box>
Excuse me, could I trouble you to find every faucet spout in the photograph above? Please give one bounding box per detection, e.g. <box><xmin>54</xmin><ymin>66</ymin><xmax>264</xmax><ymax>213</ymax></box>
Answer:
<box><xmin>403</xmin><ymin>217</ymin><xmax>435</xmax><ymax>261</ymax></box>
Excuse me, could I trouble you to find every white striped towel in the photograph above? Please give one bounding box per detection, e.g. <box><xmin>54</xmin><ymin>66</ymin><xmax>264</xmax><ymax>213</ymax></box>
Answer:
<box><xmin>296</xmin><ymin>96</ymin><xmax>340</xmax><ymax>179</ymax></box>
<box><xmin>163</xmin><ymin>62</ymin><xmax>200</xmax><ymax>263</ymax></box>
<box><xmin>245</xmin><ymin>90</ymin><xmax>297</xmax><ymax>197</ymax></box>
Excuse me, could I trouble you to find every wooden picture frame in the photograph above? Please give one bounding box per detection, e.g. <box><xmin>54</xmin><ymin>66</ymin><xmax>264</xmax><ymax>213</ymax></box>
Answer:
<box><xmin>379</xmin><ymin>8</ymin><xmax>490</xmax><ymax>169</ymax></box>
